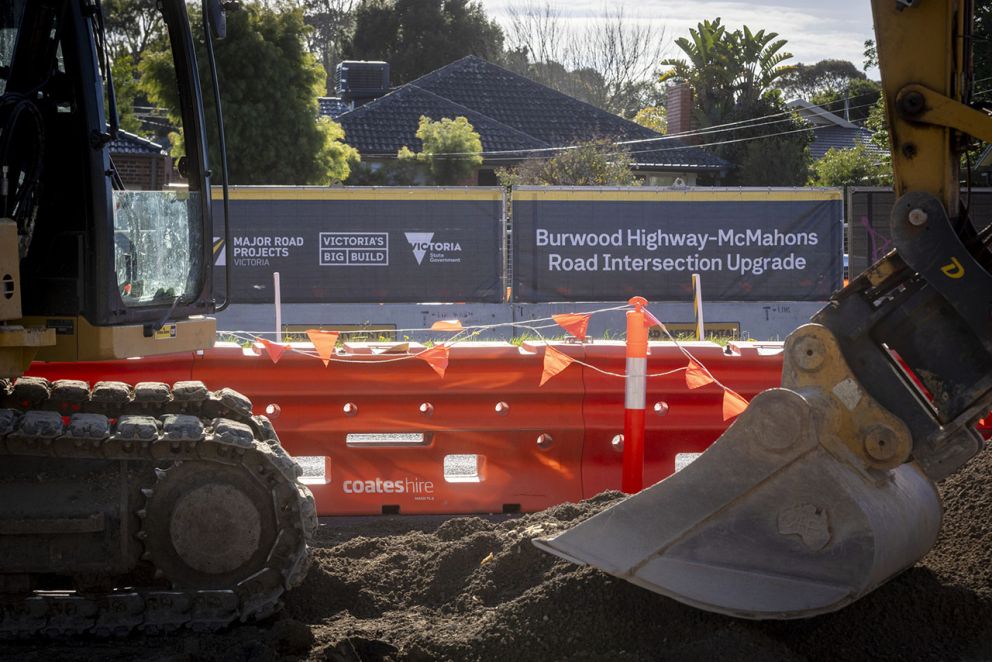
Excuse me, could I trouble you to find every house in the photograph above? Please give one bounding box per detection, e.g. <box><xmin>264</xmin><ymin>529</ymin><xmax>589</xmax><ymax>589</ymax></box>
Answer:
<box><xmin>787</xmin><ymin>99</ymin><xmax>886</xmax><ymax>161</ymax></box>
<box><xmin>109</xmin><ymin>130</ymin><xmax>173</xmax><ymax>190</ymax></box>
<box><xmin>320</xmin><ymin>56</ymin><xmax>728</xmax><ymax>186</ymax></box>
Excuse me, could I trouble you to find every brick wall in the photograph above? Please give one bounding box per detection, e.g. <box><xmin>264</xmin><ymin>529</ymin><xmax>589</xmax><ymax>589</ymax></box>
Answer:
<box><xmin>112</xmin><ymin>154</ymin><xmax>173</xmax><ymax>190</ymax></box>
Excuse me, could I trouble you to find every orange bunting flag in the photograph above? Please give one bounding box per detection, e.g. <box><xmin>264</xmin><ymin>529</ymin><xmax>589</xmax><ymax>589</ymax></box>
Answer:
<box><xmin>685</xmin><ymin>359</ymin><xmax>715</xmax><ymax>389</ymax></box>
<box><xmin>552</xmin><ymin>313</ymin><xmax>590</xmax><ymax>341</ymax></box>
<box><xmin>259</xmin><ymin>338</ymin><xmax>289</xmax><ymax>364</ymax></box>
<box><xmin>540</xmin><ymin>345</ymin><xmax>575</xmax><ymax>386</ymax></box>
<box><xmin>431</xmin><ymin>319</ymin><xmax>463</xmax><ymax>331</ymax></box>
<box><xmin>643</xmin><ymin>307</ymin><xmax>667</xmax><ymax>333</ymax></box>
<box><xmin>418</xmin><ymin>346</ymin><xmax>450</xmax><ymax>378</ymax></box>
<box><xmin>306</xmin><ymin>329</ymin><xmax>339</xmax><ymax>366</ymax></box>
<box><xmin>722</xmin><ymin>388</ymin><xmax>749</xmax><ymax>421</ymax></box>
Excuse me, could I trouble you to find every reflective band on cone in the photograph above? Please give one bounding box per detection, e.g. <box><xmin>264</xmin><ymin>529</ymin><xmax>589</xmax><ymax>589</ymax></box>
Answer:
<box><xmin>623</xmin><ymin>297</ymin><xmax>649</xmax><ymax>493</ymax></box>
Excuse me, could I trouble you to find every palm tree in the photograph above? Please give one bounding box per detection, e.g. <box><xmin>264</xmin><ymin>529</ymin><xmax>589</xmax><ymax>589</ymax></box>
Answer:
<box><xmin>659</xmin><ymin>18</ymin><xmax>737</xmax><ymax>127</ymax></box>
<box><xmin>657</xmin><ymin>18</ymin><xmax>811</xmax><ymax>186</ymax></box>
<box><xmin>659</xmin><ymin>19</ymin><xmax>795</xmax><ymax>126</ymax></box>
<box><xmin>730</xmin><ymin>25</ymin><xmax>794</xmax><ymax>107</ymax></box>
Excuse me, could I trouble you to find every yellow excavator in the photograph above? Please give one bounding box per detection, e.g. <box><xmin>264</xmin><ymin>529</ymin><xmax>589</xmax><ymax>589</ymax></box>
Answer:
<box><xmin>537</xmin><ymin>0</ymin><xmax>992</xmax><ymax>618</ymax></box>
<box><xmin>0</xmin><ymin>0</ymin><xmax>315</xmax><ymax>635</ymax></box>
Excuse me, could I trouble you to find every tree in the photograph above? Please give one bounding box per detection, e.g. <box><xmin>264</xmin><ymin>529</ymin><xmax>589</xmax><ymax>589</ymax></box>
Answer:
<box><xmin>661</xmin><ymin>19</ymin><xmax>794</xmax><ymax>125</ymax></box>
<box><xmin>863</xmin><ymin>39</ymin><xmax>878</xmax><ymax>72</ymax></box>
<box><xmin>504</xmin><ymin>1</ymin><xmax>664</xmax><ymax>116</ymax></box>
<box><xmin>523</xmin><ymin>61</ymin><xmax>610</xmax><ymax>109</ymax></box>
<box><xmin>109</xmin><ymin>54</ymin><xmax>142</xmax><ymax>134</ymax></box>
<box><xmin>346</xmin><ymin>158</ymin><xmax>421</xmax><ymax>185</ymax></box>
<box><xmin>809</xmin><ymin>78</ymin><xmax>881</xmax><ymax>124</ymax></box>
<box><xmin>864</xmin><ymin>94</ymin><xmax>893</xmax><ymax>170</ymax></box>
<box><xmin>778</xmin><ymin>59</ymin><xmax>881</xmax><ymax>123</ymax></box>
<box><xmin>975</xmin><ymin>0</ymin><xmax>992</xmax><ymax>86</ymax></box>
<box><xmin>140</xmin><ymin>3</ymin><xmax>359</xmax><ymax>184</ymax></box>
<box><xmin>633</xmin><ymin>106</ymin><xmax>667</xmax><ymax>134</ymax></box>
<box><xmin>809</xmin><ymin>144</ymin><xmax>891</xmax><ymax>187</ymax></box>
<box><xmin>344</xmin><ymin>0</ymin><xmax>505</xmax><ymax>85</ymax></box>
<box><xmin>302</xmin><ymin>0</ymin><xmax>356</xmax><ymax>95</ymax></box>
<box><xmin>779</xmin><ymin>59</ymin><xmax>867</xmax><ymax>99</ymax></box>
<box><xmin>659</xmin><ymin>19</ymin><xmax>812</xmax><ymax>185</ymax></box>
<box><xmin>659</xmin><ymin>19</ymin><xmax>740</xmax><ymax>128</ymax></box>
<box><xmin>497</xmin><ymin>140</ymin><xmax>640</xmax><ymax>186</ymax></box>
<box><xmin>102</xmin><ymin>0</ymin><xmax>165</xmax><ymax>61</ymax></box>
<box><xmin>400</xmin><ymin>116</ymin><xmax>483</xmax><ymax>185</ymax></box>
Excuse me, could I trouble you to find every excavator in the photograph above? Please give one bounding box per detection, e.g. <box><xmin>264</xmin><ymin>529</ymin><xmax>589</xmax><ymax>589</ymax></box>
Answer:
<box><xmin>0</xmin><ymin>0</ymin><xmax>983</xmax><ymax>637</ymax></box>
<box><xmin>537</xmin><ymin>0</ymin><xmax>992</xmax><ymax>618</ymax></box>
<box><xmin>0</xmin><ymin>0</ymin><xmax>315</xmax><ymax>635</ymax></box>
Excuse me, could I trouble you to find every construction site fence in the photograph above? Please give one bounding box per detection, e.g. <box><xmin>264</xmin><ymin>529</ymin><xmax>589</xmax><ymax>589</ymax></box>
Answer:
<box><xmin>847</xmin><ymin>187</ymin><xmax>992</xmax><ymax>276</ymax></box>
<box><xmin>27</xmin><ymin>341</ymin><xmax>785</xmax><ymax>516</ymax></box>
<box><xmin>211</xmin><ymin>186</ymin><xmax>844</xmax><ymax>305</ymax></box>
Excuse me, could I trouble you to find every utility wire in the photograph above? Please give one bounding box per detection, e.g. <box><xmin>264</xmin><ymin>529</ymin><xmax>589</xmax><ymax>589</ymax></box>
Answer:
<box><xmin>357</xmin><ymin>98</ymin><xmax>881</xmax><ymax>161</ymax></box>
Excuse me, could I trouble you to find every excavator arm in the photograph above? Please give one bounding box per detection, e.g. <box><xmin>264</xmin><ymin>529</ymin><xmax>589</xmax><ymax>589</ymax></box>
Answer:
<box><xmin>535</xmin><ymin>0</ymin><xmax>992</xmax><ymax>618</ymax></box>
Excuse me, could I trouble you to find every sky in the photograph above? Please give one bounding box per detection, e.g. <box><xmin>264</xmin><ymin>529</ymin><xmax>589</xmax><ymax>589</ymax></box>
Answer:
<box><xmin>481</xmin><ymin>0</ymin><xmax>878</xmax><ymax>78</ymax></box>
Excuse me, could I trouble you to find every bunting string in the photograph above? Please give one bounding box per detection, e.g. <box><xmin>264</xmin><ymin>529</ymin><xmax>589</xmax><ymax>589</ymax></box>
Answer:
<box><xmin>223</xmin><ymin>299</ymin><xmax>750</xmax><ymax>419</ymax></box>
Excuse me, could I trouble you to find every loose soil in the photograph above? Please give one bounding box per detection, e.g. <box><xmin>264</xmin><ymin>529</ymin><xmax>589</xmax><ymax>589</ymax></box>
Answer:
<box><xmin>4</xmin><ymin>447</ymin><xmax>992</xmax><ymax>661</ymax></box>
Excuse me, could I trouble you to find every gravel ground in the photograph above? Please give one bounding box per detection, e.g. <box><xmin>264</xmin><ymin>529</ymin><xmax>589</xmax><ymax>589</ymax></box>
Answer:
<box><xmin>3</xmin><ymin>446</ymin><xmax>992</xmax><ymax>661</ymax></box>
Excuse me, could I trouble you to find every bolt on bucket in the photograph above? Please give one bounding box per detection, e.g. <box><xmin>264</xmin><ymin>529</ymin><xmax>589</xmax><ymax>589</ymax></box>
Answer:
<box><xmin>534</xmin><ymin>387</ymin><xmax>942</xmax><ymax>619</ymax></box>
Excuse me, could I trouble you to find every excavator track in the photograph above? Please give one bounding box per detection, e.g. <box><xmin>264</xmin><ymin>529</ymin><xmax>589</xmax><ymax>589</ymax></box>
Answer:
<box><xmin>0</xmin><ymin>377</ymin><xmax>317</xmax><ymax>637</ymax></box>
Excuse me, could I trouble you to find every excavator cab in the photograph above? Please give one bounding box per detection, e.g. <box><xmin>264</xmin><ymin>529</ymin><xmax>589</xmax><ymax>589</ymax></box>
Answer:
<box><xmin>537</xmin><ymin>0</ymin><xmax>992</xmax><ymax>618</ymax></box>
<box><xmin>1</xmin><ymin>0</ymin><xmax>222</xmax><ymax>367</ymax></box>
<box><xmin>0</xmin><ymin>1</ymin><xmax>315</xmax><ymax>636</ymax></box>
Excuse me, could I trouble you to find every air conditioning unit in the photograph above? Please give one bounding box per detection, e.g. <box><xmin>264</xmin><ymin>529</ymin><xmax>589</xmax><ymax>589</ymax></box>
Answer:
<box><xmin>336</xmin><ymin>61</ymin><xmax>390</xmax><ymax>103</ymax></box>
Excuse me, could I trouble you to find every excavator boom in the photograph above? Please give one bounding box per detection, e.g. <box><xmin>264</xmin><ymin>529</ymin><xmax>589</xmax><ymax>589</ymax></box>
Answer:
<box><xmin>536</xmin><ymin>0</ymin><xmax>992</xmax><ymax>618</ymax></box>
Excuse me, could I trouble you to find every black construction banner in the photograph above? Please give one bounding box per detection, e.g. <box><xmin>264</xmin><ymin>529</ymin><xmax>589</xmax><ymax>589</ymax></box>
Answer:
<box><xmin>511</xmin><ymin>188</ymin><xmax>843</xmax><ymax>302</ymax></box>
<box><xmin>847</xmin><ymin>187</ymin><xmax>992</xmax><ymax>277</ymax></box>
<box><xmin>211</xmin><ymin>188</ymin><xmax>504</xmax><ymax>303</ymax></box>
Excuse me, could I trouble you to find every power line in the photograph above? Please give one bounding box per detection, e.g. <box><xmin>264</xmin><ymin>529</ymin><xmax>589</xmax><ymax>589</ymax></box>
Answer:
<box><xmin>357</xmin><ymin>101</ymin><xmax>880</xmax><ymax>162</ymax></box>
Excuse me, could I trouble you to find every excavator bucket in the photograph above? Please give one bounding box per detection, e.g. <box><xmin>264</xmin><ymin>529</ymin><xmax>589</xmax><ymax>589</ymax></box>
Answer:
<box><xmin>534</xmin><ymin>385</ymin><xmax>943</xmax><ymax>619</ymax></box>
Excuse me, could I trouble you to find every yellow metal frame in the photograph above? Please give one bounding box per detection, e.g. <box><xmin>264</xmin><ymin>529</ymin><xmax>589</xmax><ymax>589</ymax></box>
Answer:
<box><xmin>871</xmin><ymin>0</ymin><xmax>968</xmax><ymax>211</ymax></box>
<box><xmin>22</xmin><ymin>315</ymin><xmax>216</xmax><ymax>363</ymax></box>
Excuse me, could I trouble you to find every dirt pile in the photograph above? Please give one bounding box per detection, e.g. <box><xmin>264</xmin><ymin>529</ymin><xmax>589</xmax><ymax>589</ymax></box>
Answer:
<box><xmin>288</xmin><ymin>447</ymin><xmax>992</xmax><ymax>661</ymax></box>
<box><xmin>3</xmin><ymin>447</ymin><xmax>992</xmax><ymax>661</ymax></box>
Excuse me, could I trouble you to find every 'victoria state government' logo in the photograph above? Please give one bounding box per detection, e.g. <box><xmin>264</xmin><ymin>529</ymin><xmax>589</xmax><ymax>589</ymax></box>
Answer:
<box><xmin>405</xmin><ymin>232</ymin><xmax>463</xmax><ymax>265</ymax></box>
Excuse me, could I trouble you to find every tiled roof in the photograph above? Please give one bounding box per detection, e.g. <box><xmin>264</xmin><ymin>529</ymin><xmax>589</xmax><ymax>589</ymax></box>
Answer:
<box><xmin>108</xmin><ymin>130</ymin><xmax>165</xmax><ymax>156</ymax></box>
<box><xmin>809</xmin><ymin>125</ymin><xmax>886</xmax><ymax>161</ymax></box>
<box><xmin>330</xmin><ymin>56</ymin><xmax>727</xmax><ymax>171</ymax></box>
<box><xmin>318</xmin><ymin>97</ymin><xmax>353</xmax><ymax>118</ymax></box>
<box><xmin>787</xmin><ymin>99</ymin><xmax>887</xmax><ymax>162</ymax></box>
<box><xmin>337</xmin><ymin>84</ymin><xmax>550</xmax><ymax>157</ymax></box>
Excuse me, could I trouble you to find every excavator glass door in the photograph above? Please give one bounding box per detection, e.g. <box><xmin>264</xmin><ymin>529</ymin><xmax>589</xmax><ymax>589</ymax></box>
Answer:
<box><xmin>108</xmin><ymin>3</ymin><xmax>206</xmax><ymax>310</ymax></box>
<box><xmin>1</xmin><ymin>0</ymin><xmax>216</xmax><ymax>329</ymax></box>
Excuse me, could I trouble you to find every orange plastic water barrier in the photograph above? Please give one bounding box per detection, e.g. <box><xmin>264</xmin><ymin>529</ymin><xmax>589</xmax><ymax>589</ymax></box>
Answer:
<box><xmin>27</xmin><ymin>341</ymin><xmax>786</xmax><ymax>515</ymax></box>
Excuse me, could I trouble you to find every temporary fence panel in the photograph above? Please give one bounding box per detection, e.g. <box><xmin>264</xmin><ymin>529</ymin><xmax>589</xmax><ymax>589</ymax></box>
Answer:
<box><xmin>511</xmin><ymin>187</ymin><xmax>844</xmax><ymax>302</ymax></box>
<box><xmin>847</xmin><ymin>187</ymin><xmax>992</xmax><ymax>276</ymax></box>
<box><xmin>212</xmin><ymin>187</ymin><xmax>504</xmax><ymax>304</ymax></box>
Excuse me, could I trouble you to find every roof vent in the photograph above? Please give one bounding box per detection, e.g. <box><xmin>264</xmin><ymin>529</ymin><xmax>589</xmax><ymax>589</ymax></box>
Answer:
<box><xmin>336</xmin><ymin>61</ymin><xmax>390</xmax><ymax>105</ymax></box>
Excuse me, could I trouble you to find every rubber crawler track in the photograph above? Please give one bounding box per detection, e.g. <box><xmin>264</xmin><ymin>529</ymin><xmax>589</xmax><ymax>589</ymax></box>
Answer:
<box><xmin>0</xmin><ymin>377</ymin><xmax>317</xmax><ymax>637</ymax></box>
